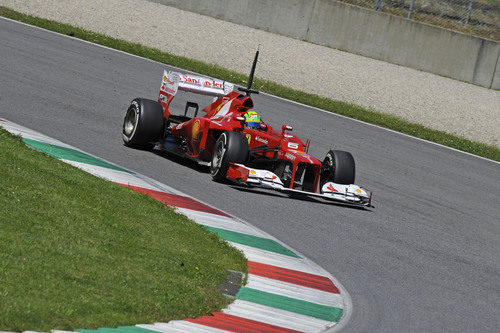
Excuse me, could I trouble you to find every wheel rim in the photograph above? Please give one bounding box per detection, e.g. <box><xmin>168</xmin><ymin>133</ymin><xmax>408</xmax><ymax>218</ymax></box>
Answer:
<box><xmin>211</xmin><ymin>140</ymin><xmax>225</xmax><ymax>174</ymax></box>
<box><xmin>321</xmin><ymin>153</ymin><xmax>335</xmax><ymax>184</ymax></box>
<box><xmin>123</xmin><ymin>106</ymin><xmax>138</xmax><ymax>136</ymax></box>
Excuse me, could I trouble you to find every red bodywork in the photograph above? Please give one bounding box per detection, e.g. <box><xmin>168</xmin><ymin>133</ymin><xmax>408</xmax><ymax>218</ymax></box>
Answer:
<box><xmin>159</xmin><ymin>89</ymin><xmax>322</xmax><ymax>192</ymax></box>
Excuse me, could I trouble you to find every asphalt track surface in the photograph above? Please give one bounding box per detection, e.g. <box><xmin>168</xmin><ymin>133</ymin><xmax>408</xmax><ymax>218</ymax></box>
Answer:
<box><xmin>1</xmin><ymin>18</ymin><xmax>499</xmax><ymax>332</ymax></box>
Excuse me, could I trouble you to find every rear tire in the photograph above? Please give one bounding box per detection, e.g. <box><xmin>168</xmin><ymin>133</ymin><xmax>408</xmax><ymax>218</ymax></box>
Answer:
<box><xmin>320</xmin><ymin>150</ymin><xmax>355</xmax><ymax>185</ymax></box>
<box><xmin>122</xmin><ymin>98</ymin><xmax>163</xmax><ymax>148</ymax></box>
<box><xmin>211</xmin><ymin>132</ymin><xmax>249</xmax><ymax>182</ymax></box>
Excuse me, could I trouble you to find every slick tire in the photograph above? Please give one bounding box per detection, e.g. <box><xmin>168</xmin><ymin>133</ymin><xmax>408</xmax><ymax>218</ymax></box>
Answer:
<box><xmin>211</xmin><ymin>131</ymin><xmax>249</xmax><ymax>182</ymax></box>
<box><xmin>320</xmin><ymin>150</ymin><xmax>355</xmax><ymax>185</ymax></box>
<box><xmin>122</xmin><ymin>98</ymin><xmax>163</xmax><ymax>148</ymax></box>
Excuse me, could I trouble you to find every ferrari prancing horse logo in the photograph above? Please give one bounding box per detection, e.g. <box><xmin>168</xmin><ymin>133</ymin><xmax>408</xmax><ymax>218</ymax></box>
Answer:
<box><xmin>246</xmin><ymin>134</ymin><xmax>251</xmax><ymax>144</ymax></box>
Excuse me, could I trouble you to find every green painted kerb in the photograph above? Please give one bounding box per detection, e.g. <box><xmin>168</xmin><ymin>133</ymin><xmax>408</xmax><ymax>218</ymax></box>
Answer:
<box><xmin>77</xmin><ymin>325</ymin><xmax>156</xmax><ymax>333</ymax></box>
<box><xmin>205</xmin><ymin>226</ymin><xmax>301</xmax><ymax>258</ymax></box>
<box><xmin>22</xmin><ymin>138</ymin><xmax>131</xmax><ymax>173</ymax></box>
<box><xmin>236</xmin><ymin>287</ymin><xmax>343</xmax><ymax>322</ymax></box>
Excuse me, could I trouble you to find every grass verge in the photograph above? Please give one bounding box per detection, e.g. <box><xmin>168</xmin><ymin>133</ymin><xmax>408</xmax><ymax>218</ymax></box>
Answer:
<box><xmin>0</xmin><ymin>127</ymin><xmax>247</xmax><ymax>331</ymax></box>
<box><xmin>0</xmin><ymin>6</ymin><xmax>498</xmax><ymax>162</ymax></box>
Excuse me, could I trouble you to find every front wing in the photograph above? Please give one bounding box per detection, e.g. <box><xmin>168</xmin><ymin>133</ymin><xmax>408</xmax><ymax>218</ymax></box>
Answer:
<box><xmin>227</xmin><ymin>163</ymin><xmax>372</xmax><ymax>207</ymax></box>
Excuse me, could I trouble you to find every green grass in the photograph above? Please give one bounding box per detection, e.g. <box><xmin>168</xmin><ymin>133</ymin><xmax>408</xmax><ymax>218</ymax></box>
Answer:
<box><xmin>0</xmin><ymin>6</ymin><xmax>498</xmax><ymax>162</ymax></box>
<box><xmin>0</xmin><ymin>127</ymin><xmax>247</xmax><ymax>331</ymax></box>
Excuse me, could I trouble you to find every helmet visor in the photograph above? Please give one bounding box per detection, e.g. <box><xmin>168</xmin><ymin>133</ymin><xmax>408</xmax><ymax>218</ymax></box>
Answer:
<box><xmin>246</xmin><ymin>121</ymin><xmax>260</xmax><ymax>129</ymax></box>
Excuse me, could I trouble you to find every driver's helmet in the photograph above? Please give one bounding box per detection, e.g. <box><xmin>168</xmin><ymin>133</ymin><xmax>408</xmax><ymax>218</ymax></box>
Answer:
<box><xmin>243</xmin><ymin>110</ymin><xmax>261</xmax><ymax>129</ymax></box>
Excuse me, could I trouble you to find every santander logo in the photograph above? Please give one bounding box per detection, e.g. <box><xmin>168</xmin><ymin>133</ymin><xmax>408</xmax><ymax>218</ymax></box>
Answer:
<box><xmin>255</xmin><ymin>136</ymin><xmax>268</xmax><ymax>144</ymax></box>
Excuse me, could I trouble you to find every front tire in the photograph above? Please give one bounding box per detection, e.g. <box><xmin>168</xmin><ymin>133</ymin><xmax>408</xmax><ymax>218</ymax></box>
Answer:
<box><xmin>320</xmin><ymin>150</ymin><xmax>355</xmax><ymax>185</ymax></box>
<box><xmin>210</xmin><ymin>132</ymin><xmax>249</xmax><ymax>182</ymax></box>
<box><xmin>122</xmin><ymin>98</ymin><xmax>164</xmax><ymax>148</ymax></box>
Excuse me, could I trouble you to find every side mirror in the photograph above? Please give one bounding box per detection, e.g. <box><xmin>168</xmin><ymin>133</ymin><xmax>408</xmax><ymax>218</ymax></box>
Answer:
<box><xmin>233</xmin><ymin>116</ymin><xmax>245</xmax><ymax>131</ymax></box>
<box><xmin>281</xmin><ymin>124</ymin><xmax>293</xmax><ymax>136</ymax></box>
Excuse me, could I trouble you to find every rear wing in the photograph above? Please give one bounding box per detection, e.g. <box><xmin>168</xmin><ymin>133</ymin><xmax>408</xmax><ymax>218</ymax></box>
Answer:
<box><xmin>158</xmin><ymin>70</ymin><xmax>234</xmax><ymax>117</ymax></box>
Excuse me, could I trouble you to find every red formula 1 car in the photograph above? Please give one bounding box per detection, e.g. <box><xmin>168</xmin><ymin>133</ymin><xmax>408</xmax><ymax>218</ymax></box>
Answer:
<box><xmin>122</xmin><ymin>52</ymin><xmax>372</xmax><ymax>206</ymax></box>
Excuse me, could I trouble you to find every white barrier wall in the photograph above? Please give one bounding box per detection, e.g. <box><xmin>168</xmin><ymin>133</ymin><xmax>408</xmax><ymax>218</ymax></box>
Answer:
<box><xmin>153</xmin><ymin>0</ymin><xmax>500</xmax><ymax>89</ymax></box>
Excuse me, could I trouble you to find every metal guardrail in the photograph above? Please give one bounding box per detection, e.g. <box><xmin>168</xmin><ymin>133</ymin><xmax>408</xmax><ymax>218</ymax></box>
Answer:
<box><xmin>339</xmin><ymin>0</ymin><xmax>500</xmax><ymax>41</ymax></box>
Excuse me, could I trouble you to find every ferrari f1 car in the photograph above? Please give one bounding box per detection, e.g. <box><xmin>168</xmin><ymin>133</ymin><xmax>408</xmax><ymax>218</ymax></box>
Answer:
<box><xmin>122</xmin><ymin>52</ymin><xmax>372</xmax><ymax>206</ymax></box>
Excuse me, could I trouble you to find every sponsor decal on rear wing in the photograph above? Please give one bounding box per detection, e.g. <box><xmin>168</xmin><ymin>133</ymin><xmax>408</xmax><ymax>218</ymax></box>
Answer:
<box><xmin>179</xmin><ymin>72</ymin><xmax>234</xmax><ymax>96</ymax></box>
<box><xmin>161</xmin><ymin>71</ymin><xmax>234</xmax><ymax>97</ymax></box>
